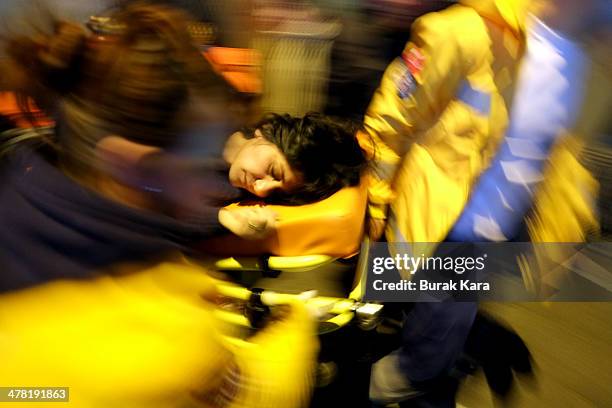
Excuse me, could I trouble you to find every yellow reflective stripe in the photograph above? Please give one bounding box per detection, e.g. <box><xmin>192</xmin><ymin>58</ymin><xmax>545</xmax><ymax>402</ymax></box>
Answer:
<box><xmin>215</xmin><ymin>257</ymin><xmax>265</xmax><ymax>271</ymax></box>
<box><xmin>325</xmin><ymin>311</ymin><xmax>354</xmax><ymax>327</ymax></box>
<box><xmin>214</xmin><ymin>310</ymin><xmax>251</xmax><ymax>327</ymax></box>
<box><xmin>216</xmin><ymin>283</ymin><xmax>251</xmax><ymax>301</ymax></box>
<box><xmin>368</xmin><ymin>204</ymin><xmax>388</xmax><ymax>220</ymax></box>
<box><xmin>267</xmin><ymin>255</ymin><xmax>334</xmax><ymax>271</ymax></box>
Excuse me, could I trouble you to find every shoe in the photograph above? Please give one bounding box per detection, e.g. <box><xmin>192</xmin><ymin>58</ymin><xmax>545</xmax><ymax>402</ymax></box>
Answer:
<box><xmin>464</xmin><ymin>313</ymin><xmax>533</xmax><ymax>397</ymax></box>
<box><xmin>482</xmin><ymin>357</ymin><xmax>514</xmax><ymax>396</ymax></box>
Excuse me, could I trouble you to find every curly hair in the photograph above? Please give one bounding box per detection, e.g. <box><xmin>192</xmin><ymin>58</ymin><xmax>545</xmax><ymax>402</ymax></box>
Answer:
<box><xmin>246</xmin><ymin>112</ymin><xmax>368</xmax><ymax>204</ymax></box>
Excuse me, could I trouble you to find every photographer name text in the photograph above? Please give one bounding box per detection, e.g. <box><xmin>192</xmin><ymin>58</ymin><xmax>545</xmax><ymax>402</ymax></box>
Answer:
<box><xmin>372</xmin><ymin>279</ymin><xmax>490</xmax><ymax>291</ymax></box>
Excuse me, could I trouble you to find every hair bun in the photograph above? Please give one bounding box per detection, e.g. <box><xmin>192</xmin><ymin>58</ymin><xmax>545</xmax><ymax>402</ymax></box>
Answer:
<box><xmin>38</xmin><ymin>22</ymin><xmax>86</xmax><ymax>71</ymax></box>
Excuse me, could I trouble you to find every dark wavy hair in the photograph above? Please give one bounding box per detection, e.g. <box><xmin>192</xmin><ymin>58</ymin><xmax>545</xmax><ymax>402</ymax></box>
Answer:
<box><xmin>246</xmin><ymin>112</ymin><xmax>368</xmax><ymax>205</ymax></box>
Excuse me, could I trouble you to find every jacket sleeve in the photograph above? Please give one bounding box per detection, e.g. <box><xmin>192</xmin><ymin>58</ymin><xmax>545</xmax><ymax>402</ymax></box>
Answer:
<box><xmin>363</xmin><ymin>11</ymin><xmax>464</xmax><ymax>219</ymax></box>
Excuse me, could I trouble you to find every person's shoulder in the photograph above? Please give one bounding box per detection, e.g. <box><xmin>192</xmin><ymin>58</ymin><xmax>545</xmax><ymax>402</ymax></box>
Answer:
<box><xmin>411</xmin><ymin>4</ymin><xmax>497</xmax><ymax>73</ymax></box>
<box><xmin>409</xmin><ymin>4</ymin><xmax>486</xmax><ymax>57</ymax></box>
<box><xmin>412</xmin><ymin>3</ymin><xmax>481</xmax><ymax>34</ymax></box>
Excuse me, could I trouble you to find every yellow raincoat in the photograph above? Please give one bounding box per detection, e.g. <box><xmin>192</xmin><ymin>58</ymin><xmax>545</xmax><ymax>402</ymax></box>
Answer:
<box><xmin>0</xmin><ymin>256</ymin><xmax>318</xmax><ymax>408</ymax></box>
<box><xmin>364</xmin><ymin>0</ymin><xmax>603</xmax><ymax>248</ymax></box>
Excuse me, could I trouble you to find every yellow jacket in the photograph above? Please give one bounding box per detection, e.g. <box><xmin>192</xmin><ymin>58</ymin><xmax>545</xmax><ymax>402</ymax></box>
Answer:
<box><xmin>0</xmin><ymin>256</ymin><xmax>318</xmax><ymax>408</ymax></box>
<box><xmin>364</xmin><ymin>0</ymin><xmax>601</xmax><ymax>247</ymax></box>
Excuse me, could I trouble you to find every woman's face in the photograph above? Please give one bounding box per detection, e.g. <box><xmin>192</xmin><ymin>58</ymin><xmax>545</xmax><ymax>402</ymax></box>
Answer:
<box><xmin>228</xmin><ymin>130</ymin><xmax>303</xmax><ymax>197</ymax></box>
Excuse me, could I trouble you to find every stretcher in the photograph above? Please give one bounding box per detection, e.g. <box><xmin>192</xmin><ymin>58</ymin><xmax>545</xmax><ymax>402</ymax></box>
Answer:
<box><xmin>187</xmin><ymin>44</ymin><xmax>383</xmax><ymax>332</ymax></box>
<box><xmin>193</xmin><ymin>176</ymin><xmax>385</xmax><ymax>399</ymax></box>
<box><xmin>192</xmin><ymin>43</ymin><xmax>387</xmax><ymax>385</ymax></box>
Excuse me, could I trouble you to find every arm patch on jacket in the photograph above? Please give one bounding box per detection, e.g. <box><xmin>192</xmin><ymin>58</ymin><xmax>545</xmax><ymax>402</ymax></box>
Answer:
<box><xmin>402</xmin><ymin>47</ymin><xmax>425</xmax><ymax>76</ymax></box>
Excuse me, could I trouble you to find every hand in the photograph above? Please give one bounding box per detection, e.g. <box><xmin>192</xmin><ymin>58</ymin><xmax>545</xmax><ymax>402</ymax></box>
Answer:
<box><xmin>218</xmin><ymin>206</ymin><xmax>278</xmax><ymax>240</ymax></box>
<box><xmin>368</xmin><ymin>217</ymin><xmax>386</xmax><ymax>241</ymax></box>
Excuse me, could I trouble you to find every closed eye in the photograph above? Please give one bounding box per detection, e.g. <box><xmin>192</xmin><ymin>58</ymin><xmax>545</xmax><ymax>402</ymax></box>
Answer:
<box><xmin>270</xmin><ymin>163</ymin><xmax>283</xmax><ymax>182</ymax></box>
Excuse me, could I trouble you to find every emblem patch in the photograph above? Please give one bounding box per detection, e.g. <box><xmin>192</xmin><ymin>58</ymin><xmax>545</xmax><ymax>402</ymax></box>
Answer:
<box><xmin>402</xmin><ymin>47</ymin><xmax>425</xmax><ymax>76</ymax></box>
<box><xmin>396</xmin><ymin>69</ymin><xmax>416</xmax><ymax>99</ymax></box>
<box><xmin>395</xmin><ymin>47</ymin><xmax>424</xmax><ymax>99</ymax></box>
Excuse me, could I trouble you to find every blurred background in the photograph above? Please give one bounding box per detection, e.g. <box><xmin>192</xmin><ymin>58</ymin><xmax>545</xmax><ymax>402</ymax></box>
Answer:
<box><xmin>0</xmin><ymin>1</ymin><xmax>610</xmax><ymax>407</ymax></box>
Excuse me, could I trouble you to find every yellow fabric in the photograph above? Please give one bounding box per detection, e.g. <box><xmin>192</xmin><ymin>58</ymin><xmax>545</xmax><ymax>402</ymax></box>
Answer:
<box><xmin>461</xmin><ymin>0</ymin><xmax>530</xmax><ymax>34</ymax></box>
<box><xmin>227</xmin><ymin>299</ymin><xmax>318</xmax><ymax>408</ymax></box>
<box><xmin>0</xmin><ymin>257</ymin><xmax>317</xmax><ymax>407</ymax></box>
<box><xmin>363</xmin><ymin>0</ymin><xmax>600</xmax><ymax>249</ymax></box>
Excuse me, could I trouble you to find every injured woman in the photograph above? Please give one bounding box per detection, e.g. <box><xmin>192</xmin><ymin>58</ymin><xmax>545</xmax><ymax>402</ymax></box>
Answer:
<box><xmin>95</xmin><ymin>111</ymin><xmax>369</xmax><ymax>242</ymax></box>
